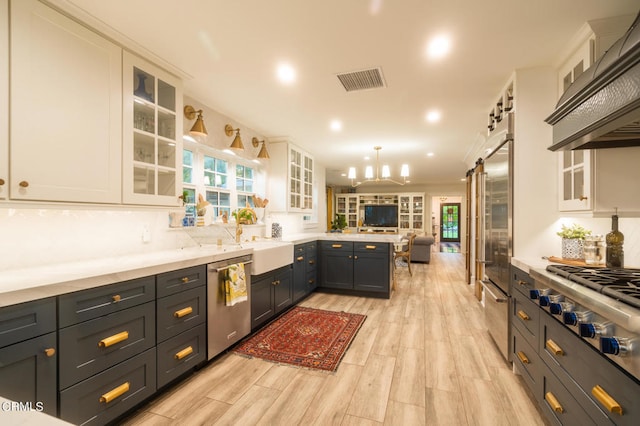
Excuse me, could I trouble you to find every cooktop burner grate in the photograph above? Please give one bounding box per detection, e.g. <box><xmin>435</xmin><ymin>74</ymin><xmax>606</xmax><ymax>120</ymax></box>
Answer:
<box><xmin>546</xmin><ymin>264</ymin><xmax>640</xmax><ymax>309</ymax></box>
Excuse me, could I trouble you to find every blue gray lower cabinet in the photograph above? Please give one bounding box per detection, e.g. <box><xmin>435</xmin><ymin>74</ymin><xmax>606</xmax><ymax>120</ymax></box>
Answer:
<box><xmin>251</xmin><ymin>265</ymin><xmax>293</xmax><ymax>330</ymax></box>
<box><xmin>510</xmin><ymin>266</ymin><xmax>640</xmax><ymax>426</ymax></box>
<box><xmin>59</xmin><ymin>348</ymin><xmax>156</xmax><ymax>426</ymax></box>
<box><xmin>292</xmin><ymin>241</ymin><xmax>317</xmax><ymax>303</ymax></box>
<box><xmin>319</xmin><ymin>241</ymin><xmax>391</xmax><ymax>298</ymax></box>
<box><xmin>0</xmin><ymin>298</ymin><xmax>57</xmax><ymax>416</ymax></box>
<box><xmin>156</xmin><ymin>323</ymin><xmax>206</xmax><ymax>389</ymax></box>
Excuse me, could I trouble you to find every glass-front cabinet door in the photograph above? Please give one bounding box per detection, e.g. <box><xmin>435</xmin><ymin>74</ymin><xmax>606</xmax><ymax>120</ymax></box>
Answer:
<box><xmin>289</xmin><ymin>148</ymin><xmax>302</xmax><ymax>209</ymax></box>
<box><xmin>559</xmin><ymin>150</ymin><xmax>591</xmax><ymax>211</ymax></box>
<box><xmin>123</xmin><ymin>52</ymin><xmax>182</xmax><ymax>205</ymax></box>
<box><xmin>399</xmin><ymin>196</ymin><xmax>411</xmax><ymax>230</ymax></box>
<box><xmin>412</xmin><ymin>195</ymin><xmax>424</xmax><ymax>230</ymax></box>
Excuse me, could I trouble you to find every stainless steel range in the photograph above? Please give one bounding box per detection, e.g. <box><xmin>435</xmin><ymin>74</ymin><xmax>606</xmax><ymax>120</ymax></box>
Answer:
<box><xmin>530</xmin><ymin>264</ymin><xmax>640</xmax><ymax>383</ymax></box>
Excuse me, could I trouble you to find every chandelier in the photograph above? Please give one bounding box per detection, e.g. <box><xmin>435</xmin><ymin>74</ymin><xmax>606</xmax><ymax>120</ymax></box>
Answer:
<box><xmin>348</xmin><ymin>146</ymin><xmax>409</xmax><ymax>187</ymax></box>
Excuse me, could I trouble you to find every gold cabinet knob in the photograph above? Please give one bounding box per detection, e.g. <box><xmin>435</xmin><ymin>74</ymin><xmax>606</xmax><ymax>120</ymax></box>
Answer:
<box><xmin>545</xmin><ymin>392</ymin><xmax>563</xmax><ymax>413</ymax></box>
<box><xmin>112</xmin><ymin>294</ymin><xmax>121</xmax><ymax>303</ymax></box>
<box><xmin>517</xmin><ymin>280</ymin><xmax>528</xmax><ymax>286</ymax></box>
<box><xmin>579</xmin><ymin>195</ymin><xmax>588</xmax><ymax>201</ymax></box>
<box><xmin>44</xmin><ymin>348</ymin><xmax>56</xmax><ymax>357</ymax></box>
<box><xmin>0</xmin><ymin>178</ymin><xmax>5</xmax><ymax>186</ymax></box>
<box><xmin>296</xmin><ymin>256</ymin><xmax>304</xmax><ymax>262</ymax></box>
<box><xmin>181</xmin><ymin>277</ymin><xmax>189</xmax><ymax>283</ymax></box>
<box><xmin>546</xmin><ymin>339</ymin><xmax>564</xmax><ymax>356</ymax></box>
<box><xmin>592</xmin><ymin>385</ymin><xmax>622</xmax><ymax>414</ymax></box>
<box><xmin>19</xmin><ymin>181</ymin><xmax>29</xmax><ymax>188</ymax></box>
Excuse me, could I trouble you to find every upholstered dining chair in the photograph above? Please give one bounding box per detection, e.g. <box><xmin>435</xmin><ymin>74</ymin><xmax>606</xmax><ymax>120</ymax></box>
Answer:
<box><xmin>394</xmin><ymin>233</ymin><xmax>417</xmax><ymax>276</ymax></box>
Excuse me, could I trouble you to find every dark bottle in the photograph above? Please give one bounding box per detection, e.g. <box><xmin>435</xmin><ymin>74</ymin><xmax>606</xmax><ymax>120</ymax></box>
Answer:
<box><xmin>605</xmin><ymin>209</ymin><xmax>624</xmax><ymax>268</ymax></box>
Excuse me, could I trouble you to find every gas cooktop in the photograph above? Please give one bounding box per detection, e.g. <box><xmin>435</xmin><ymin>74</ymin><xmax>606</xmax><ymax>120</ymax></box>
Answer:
<box><xmin>546</xmin><ymin>265</ymin><xmax>640</xmax><ymax>309</ymax></box>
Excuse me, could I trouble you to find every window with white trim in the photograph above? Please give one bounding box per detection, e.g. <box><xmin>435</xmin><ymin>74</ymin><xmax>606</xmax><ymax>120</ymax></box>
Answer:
<box><xmin>236</xmin><ymin>164</ymin><xmax>255</xmax><ymax>208</ymax></box>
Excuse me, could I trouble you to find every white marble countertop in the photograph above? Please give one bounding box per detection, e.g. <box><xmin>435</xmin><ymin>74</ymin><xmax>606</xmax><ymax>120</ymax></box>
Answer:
<box><xmin>511</xmin><ymin>256</ymin><xmax>550</xmax><ymax>273</ymax></box>
<box><xmin>1</xmin><ymin>232</ymin><xmax>401</xmax><ymax>307</ymax></box>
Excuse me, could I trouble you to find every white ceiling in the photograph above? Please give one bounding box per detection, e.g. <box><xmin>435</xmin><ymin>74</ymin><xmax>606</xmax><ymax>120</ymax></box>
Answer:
<box><xmin>65</xmin><ymin>0</ymin><xmax>639</xmax><ymax>186</ymax></box>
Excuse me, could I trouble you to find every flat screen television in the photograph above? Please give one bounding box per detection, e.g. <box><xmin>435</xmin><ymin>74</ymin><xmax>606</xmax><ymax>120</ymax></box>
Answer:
<box><xmin>363</xmin><ymin>205</ymin><xmax>398</xmax><ymax>227</ymax></box>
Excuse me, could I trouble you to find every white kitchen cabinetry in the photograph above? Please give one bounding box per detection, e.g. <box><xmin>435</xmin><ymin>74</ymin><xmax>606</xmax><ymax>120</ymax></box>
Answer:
<box><xmin>268</xmin><ymin>140</ymin><xmax>314</xmax><ymax>212</ymax></box>
<box><xmin>556</xmin><ymin>15</ymin><xmax>635</xmax><ymax>213</ymax></box>
<box><xmin>399</xmin><ymin>193</ymin><xmax>424</xmax><ymax>232</ymax></box>
<box><xmin>335</xmin><ymin>194</ymin><xmax>359</xmax><ymax>229</ymax></box>
<box><xmin>0</xmin><ymin>0</ymin><xmax>8</xmax><ymax>200</ymax></box>
<box><xmin>9</xmin><ymin>0</ymin><xmax>122</xmax><ymax>203</ymax></box>
<box><xmin>123</xmin><ymin>52</ymin><xmax>183</xmax><ymax>206</ymax></box>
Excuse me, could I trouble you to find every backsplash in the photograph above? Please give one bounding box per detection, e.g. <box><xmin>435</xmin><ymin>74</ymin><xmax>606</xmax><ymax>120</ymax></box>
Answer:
<box><xmin>0</xmin><ymin>206</ymin><xmax>267</xmax><ymax>271</ymax></box>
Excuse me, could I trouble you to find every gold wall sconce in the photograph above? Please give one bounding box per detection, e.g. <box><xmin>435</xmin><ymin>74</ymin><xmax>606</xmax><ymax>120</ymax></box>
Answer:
<box><xmin>224</xmin><ymin>124</ymin><xmax>244</xmax><ymax>150</ymax></box>
<box><xmin>184</xmin><ymin>105</ymin><xmax>208</xmax><ymax>137</ymax></box>
<box><xmin>252</xmin><ymin>137</ymin><xmax>270</xmax><ymax>159</ymax></box>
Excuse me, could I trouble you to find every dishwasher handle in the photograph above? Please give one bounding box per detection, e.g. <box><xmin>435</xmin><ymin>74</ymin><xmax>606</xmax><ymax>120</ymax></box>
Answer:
<box><xmin>210</xmin><ymin>260</ymin><xmax>253</xmax><ymax>273</ymax></box>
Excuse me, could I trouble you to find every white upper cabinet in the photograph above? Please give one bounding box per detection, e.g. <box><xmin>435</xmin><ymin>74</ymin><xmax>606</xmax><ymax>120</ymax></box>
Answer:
<box><xmin>268</xmin><ymin>140</ymin><xmax>314</xmax><ymax>212</ymax></box>
<box><xmin>555</xmin><ymin>15</ymin><xmax>636</xmax><ymax>214</ymax></box>
<box><xmin>0</xmin><ymin>0</ymin><xmax>8</xmax><ymax>200</ymax></box>
<box><xmin>9</xmin><ymin>0</ymin><xmax>122</xmax><ymax>203</ymax></box>
<box><xmin>122</xmin><ymin>52</ymin><xmax>183</xmax><ymax>206</ymax></box>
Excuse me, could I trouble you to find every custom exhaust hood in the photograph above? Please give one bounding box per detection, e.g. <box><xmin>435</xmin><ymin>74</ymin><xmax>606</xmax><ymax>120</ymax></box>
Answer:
<box><xmin>546</xmin><ymin>11</ymin><xmax>640</xmax><ymax>151</ymax></box>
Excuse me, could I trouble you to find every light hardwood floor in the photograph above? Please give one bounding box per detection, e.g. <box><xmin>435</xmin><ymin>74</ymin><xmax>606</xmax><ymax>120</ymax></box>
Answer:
<box><xmin>123</xmin><ymin>252</ymin><xmax>548</xmax><ymax>426</ymax></box>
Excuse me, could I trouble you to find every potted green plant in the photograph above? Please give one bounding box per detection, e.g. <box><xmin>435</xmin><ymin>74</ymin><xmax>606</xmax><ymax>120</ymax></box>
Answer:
<box><xmin>330</xmin><ymin>214</ymin><xmax>348</xmax><ymax>233</ymax></box>
<box><xmin>557</xmin><ymin>223</ymin><xmax>591</xmax><ymax>259</ymax></box>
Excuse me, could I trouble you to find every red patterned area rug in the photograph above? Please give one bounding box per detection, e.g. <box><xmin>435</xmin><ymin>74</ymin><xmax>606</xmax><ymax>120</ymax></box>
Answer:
<box><xmin>233</xmin><ymin>306</ymin><xmax>366</xmax><ymax>372</ymax></box>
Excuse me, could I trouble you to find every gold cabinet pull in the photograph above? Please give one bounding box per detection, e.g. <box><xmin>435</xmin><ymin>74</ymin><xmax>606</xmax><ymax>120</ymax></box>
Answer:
<box><xmin>44</xmin><ymin>348</ymin><xmax>56</xmax><ymax>357</ymax></box>
<box><xmin>112</xmin><ymin>294</ymin><xmax>121</xmax><ymax>303</ymax></box>
<box><xmin>99</xmin><ymin>382</ymin><xmax>130</xmax><ymax>404</ymax></box>
<box><xmin>19</xmin><ymin>181</ymin><xmax>29</xmax><ymax>188</ymax></box>
<box><xmin>592</xmin><ymin>385</ymin><xmax>622</xmax><ymax>415</ymax></box>
<box><xmin>308</xmin><ymin>260</ymin><xmax>315</xmax><ymax>265</ymax></box>
<box><xmin>98</xmin><ymin>331</ymin><xmax>129</xmax><ymax>348</ymax></box>
<box><xmin>296</xmin><ymin>256</ymin><xmax>304</xmax><ymax>261</ymax></box>
<box><xmin>175</xmin><ymin>346</ymin><xmax>193</xmax><ymax>360</ymax></box>
<box><xmin>579</xmin><ymin>195</ymin><xmax>588</xmax><ymax>201</ymax></box>
<box><xmin>181</xmin><ymin>277</ymin><xmax>189</xmax><ymax>283</ymax></box>
<box><xmin>517</xmin><ymin>280</ymin><xmax>528</xmax><ymax>286</ymax></box>
<box><xmin>174</xmin><ymin>306</ymin><xmax>193</xmax><ymax>318</ymax></box>
<box><xmin>0</xmin><ymin>178</ymin><xmax>5</xmax><ymax>186</ymax></box>
<box><xmin>365</xmin><ymin>245</ymin><xmax>376</xmax><ymax>250</ymax></box>
<box><xmin>332</xmin><ymin>244</ymin><xmax>342</xmax><ymax>248</ymax></box>
<box><xmin>517</xmin><ymin>310</ymin><xmax>530</xmax><ymax>321</ymax></box>
<box><xmin>545</xmin><ymin>392</ymin><xmax>563</xmax><ymax>413</ymax></box>
<box><xmin>516</xmin><ymin>351</ymin><xmax>529</xmax><ymax>364</ymax></box>
<box><xmin>546</xmin><ymin>339</ymin><xmax>564</xmax><ymax>356</ymax></box>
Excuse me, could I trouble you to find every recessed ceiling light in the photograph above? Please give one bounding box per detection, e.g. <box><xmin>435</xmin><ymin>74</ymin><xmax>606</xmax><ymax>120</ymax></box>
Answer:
<box><xmin>340</xmin><ymin>173</ymin><xmax>347</xmax><ymax>177</ymax></box>
<box><xmin>330</xmin><ymin>120</ymin><xmax>342</xmax><ymax>131</ymax></box>
<box><xmin>427</xmin><ymin>35</ymin><xmax>451</xmax><ymax>59</ymax></box>
<box><xmin>427</xmin><ymin>152</ymin><xmax>434</xmax><ymax>157</ymax></box>
<box><xmin>426</xmin><ymin>110</ymin><xmax>441</xmax><ymax>123</ymax></box>
<box><xmin>276</xmin><ymin>63</ymin><xmax>296</xmax><ymax>84</ymax></box>
<box><xmin>364</xmin><ymin>156</ymin><xmax>370</xmax><ymax>161</ymax></box>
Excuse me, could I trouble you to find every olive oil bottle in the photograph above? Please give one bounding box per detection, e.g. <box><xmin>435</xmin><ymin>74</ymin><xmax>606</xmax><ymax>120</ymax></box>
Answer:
<box><xmin>605</xmin><ymin>208</ymin><xmax>624</xmax><ymax>268</ymax></box>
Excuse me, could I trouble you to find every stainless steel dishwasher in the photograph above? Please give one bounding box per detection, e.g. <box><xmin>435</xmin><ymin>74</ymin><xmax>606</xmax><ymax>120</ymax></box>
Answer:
<box><xmin>207</xmin><ymin>255</ymin><xmax>252</xmax><ymax>360</ymax></box>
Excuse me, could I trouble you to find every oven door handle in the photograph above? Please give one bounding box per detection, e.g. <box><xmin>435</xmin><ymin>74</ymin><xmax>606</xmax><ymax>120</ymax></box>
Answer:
<box><xmin>477</xmin><ymin>260</ymin><xmax>493</xmax><ymax>265</ymax></box>
<box><xmin>481</xmin><ymin>280</ymin><xmax>508</xmax><ymax>303</ymax></box>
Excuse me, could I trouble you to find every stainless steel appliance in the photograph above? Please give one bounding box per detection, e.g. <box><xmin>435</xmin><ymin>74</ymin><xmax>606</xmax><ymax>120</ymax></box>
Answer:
<box><xmin>207</xmin><ymin>255</ymin><xmax>252</xmax><ymax>360</ymax></box>
<box><xmin>530</xmin><ymin>265</ymin><xmax>640</xmax><ymax>382</ymax></box>
<box><xmin>479</xmin><ymin>112</ymin><xmax>514</xmax><ymax>361</ymax></box>
<box><xmin>546</xmin><ymin>11</ymin><xmax>640</xmax><ymax>151</ymax></box>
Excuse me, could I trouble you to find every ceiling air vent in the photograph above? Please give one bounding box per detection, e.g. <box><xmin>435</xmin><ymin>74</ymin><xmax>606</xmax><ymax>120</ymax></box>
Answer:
<box><xmin>336</xmin><ymin>67</ymin><xmax>386</xmax><ymax>92</ymax></box>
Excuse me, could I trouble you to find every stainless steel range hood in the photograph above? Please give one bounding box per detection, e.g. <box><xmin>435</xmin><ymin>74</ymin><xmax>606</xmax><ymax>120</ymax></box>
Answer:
<box><xmin>546</xmin><ymin>11</ymin><xmax>640</xmax><ymax>151</ymax></box>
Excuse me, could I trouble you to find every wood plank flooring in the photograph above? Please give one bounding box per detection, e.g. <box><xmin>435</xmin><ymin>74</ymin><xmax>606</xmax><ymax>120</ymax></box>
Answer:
<box><xmin>122</xmin><ymin>252</ymin><xmax>548</xmax><ymax>426</ymax></box>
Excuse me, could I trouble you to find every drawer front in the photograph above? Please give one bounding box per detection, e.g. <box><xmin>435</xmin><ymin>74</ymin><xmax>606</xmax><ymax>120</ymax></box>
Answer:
<box><xmin>354</xmin><ymin>242</ymin><xmax>389</xmax><ymax>254</ymax></box>
<box><xmin>0</xmin><ymin>298</ymin><xmax>56</xmax><ymax>348</ymax></box>
<box><xmin>59</xmin><ymin>347</ymin><xmax>156</xmax><ymax>426</ymax></box>
<box><xmin>542</xmin><ymin>369</ymin><xmax>597</xmax><ymax>426</ymax></box>
<box><xmin>157</xmin><ymin>286</ymin><xmax>206</xmax><ymax>343</ymax></box>
<box><xmin>540</xmin><ymin>313</ymin><xmax>639</xmax><ymax>425</ymax></box>
<box><xmin>320</xmin><ymin>241</ymin><xmax>353</xmax><ymax>254</ymax></box>
<box><xmin>511</xmin><ymin>290</ymin><xmax>539</xmax><ymax>349</ymax></box>
<box><xmin>58</xmin><ymin>276</ymin><xmax>155</xmax><ymax>327</ymax></box>
<box><xmin>511</xmin><ymin>266</ymin><xmax>534</xmax><ymax>298</ymax></box>
<box><xmin>0</xmin><ymin>332</ymin><xmax>57</xmax><ymax>416</ymax></box>
<box><xmin>59</xmin><ymin>301</ymin><xmax>155</xmax><ymax>389</ymax></box>
<box><xmin>512</xmin><ymin>326</ymin><xmax>543</xmax><ymax>402</ymax></box>
<box><xmin>156</xmin><ymin>265</ymin><xmax>206</xmax><ymax>298</ymax></box>
<box><xmin>157</xmin><ymin>323</ymin><xmax>206</xmax><ymax>389</ymax></box>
